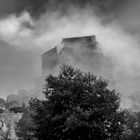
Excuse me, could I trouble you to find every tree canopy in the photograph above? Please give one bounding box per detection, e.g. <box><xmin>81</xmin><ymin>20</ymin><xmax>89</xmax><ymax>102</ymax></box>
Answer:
<box><xmin>30</xmin><ymin>65</ymin><xmax>126</xmax><ymax>140</ymax></box>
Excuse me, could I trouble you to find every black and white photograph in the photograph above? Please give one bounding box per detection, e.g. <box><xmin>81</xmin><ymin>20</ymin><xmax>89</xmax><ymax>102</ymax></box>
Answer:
<box><xmin>0</xmin><ymin>0</ymin><xmax>140</xmax><ymax>139</ymax></box>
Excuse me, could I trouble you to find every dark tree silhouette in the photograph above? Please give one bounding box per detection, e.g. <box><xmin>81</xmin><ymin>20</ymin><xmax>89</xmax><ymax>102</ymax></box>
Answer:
<box><xmin>30</xmin><ymin>65</ymin><xmax>126</xmax><ymax>140</ymax></box>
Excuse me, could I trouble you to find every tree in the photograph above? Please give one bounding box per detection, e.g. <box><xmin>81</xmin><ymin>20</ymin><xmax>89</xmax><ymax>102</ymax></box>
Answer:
<box><xmin>16</xmin><ymin>103</ymin><xmax>34</xmax><ymax>140</ymax></box>
<box><xmin>122</xmin><ymin>112</ymin><xmax>140</xmax><ymax>140</ymax></box>
<box><xmin>30</xmin><ymin>65</ymin><xmax>126</xmax><ymax>140</ymax></box>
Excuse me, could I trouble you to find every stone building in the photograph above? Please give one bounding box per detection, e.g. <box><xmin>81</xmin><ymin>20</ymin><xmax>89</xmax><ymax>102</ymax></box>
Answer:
<box><xmin>42</xmin><ymin>35</ymin><xmax>113</xmax><ymax>80</ymax></box>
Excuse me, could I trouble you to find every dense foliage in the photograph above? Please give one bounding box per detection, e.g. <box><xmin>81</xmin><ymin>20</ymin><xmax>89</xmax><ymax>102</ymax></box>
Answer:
<box><xmin>122</xmin><ymin>112</ymin><xmax>140</xmax><ymax>140</ymax></box>
<box><xmin>16</xmin><ymin>104</ymin><xmax>34</xmax><ymax>140</ymax></box>
<box><xmin>30</xmin><ymin>65</ymin><xmax>126</xmax><ymax>140</ymax></box>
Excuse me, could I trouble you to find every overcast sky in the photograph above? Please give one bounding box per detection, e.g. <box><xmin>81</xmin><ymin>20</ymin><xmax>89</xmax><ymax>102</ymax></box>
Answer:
<box><xmin>0</xmin><ymin>0</ymin><xmax>43</xmax><ymax>98</ymax></box>
<box><xmin>0</xmin><ymin>35</ymin><xmax>41</xmax><ymax>98</ymax></box>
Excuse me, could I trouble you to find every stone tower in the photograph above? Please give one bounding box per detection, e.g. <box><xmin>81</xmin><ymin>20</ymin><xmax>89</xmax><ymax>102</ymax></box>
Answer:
<box><xmin>42</xmin><ymin>35</ymin><xmax>112</xmax><ymax>80</ymax></box>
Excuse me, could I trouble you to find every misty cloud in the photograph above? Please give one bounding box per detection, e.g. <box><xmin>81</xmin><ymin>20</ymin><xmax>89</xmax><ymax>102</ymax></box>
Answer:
<box><xmin>0</xmin><ymin>41</ymin><xmax>41</xmax><ymax>98</ymax></box>
<box><xmin>0</xmin><ymin>12</ymin><xmax>35</xmax><ymax>49</ymax></box>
